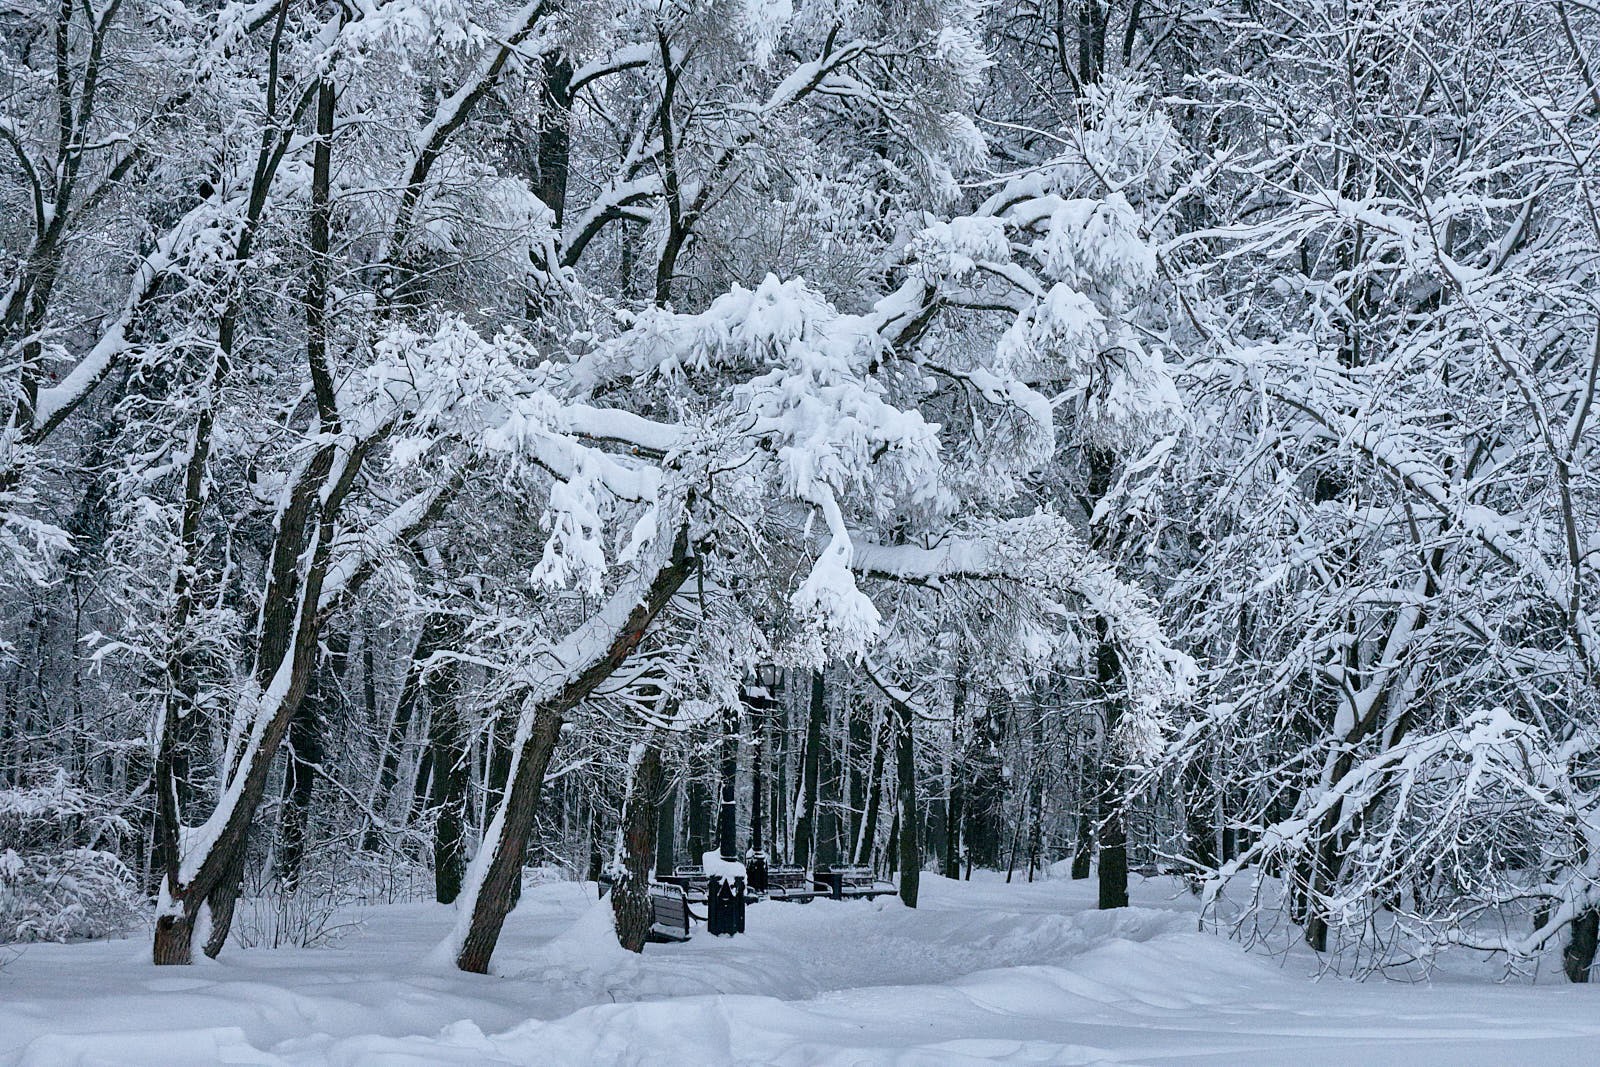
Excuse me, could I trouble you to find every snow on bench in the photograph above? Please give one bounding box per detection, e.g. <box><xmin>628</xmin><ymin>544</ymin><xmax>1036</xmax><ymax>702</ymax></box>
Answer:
<box><xmin>763</xmin><ymin>863</ymin><xmax>817</xmax><ymax>902</ymax></box>
<box><xmin>647</xmin><ymin>883</ymin><xmax>693</xmax><ymax>943</ymax></box>
<box><xmin>596</xmin><ymin>876</ymin><xmax>696</xmax><ymax>942</ymax></box>
<box><xmin>814</xmin><ymin>865</ymin><xmax>896</xmax><ymax>900</ymax></box>
<box><xmin>660</xmin><ymin>864</ymin><xmax>710</xmax><ymax>903</ymax></box>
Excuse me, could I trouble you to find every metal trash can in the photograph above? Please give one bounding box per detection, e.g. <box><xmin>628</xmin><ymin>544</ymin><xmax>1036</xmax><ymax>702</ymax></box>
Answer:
<box><xmin>746</xmin><ymin>852</ymin><xmax>769</xmax><ymax>893</ymax></box>
<box><xmin>706</xmin><ymin>874</ymin><xmax>747</xmax><ymax>936</ymax></box>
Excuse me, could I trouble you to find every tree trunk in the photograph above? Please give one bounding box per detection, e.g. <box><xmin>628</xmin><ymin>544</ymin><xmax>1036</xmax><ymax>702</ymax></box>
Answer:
<box><xmin>686</xmin><ymin>735</ymin><xmax>710</xmax><ymax>861</ymax></box>
<box><xmin>365</xmin><ymin>624</ymin><xmax>432</xmax><ymax>851</ymax></box>
<box><xmin>453</xmin><ymin>534</ymin><xmax>695</xmax><ymax>973</ymax></box>
<box><xmin>1071</xmin><ymin>806</ymin><xmax>1093</xmax><ymax>880</ymax></box>
<box><xmin>613</xmin><ymin>740</ymin><xmax>664</xmax><ymax>952</ymax></box>
<box><xmin>484</xmin><ymin>702</ymin><xmax>523</xmax><ymax>909</ymax></box>
<box><xmin>946</xmin><ymin>686</ymin><xmax>964</xmax><ymax>877</ymax></box>
<box><xmin>534</xmin><ymin>59</ymin><xmax>574</xmax><ymax>224</ymax></box>
<box><xmin>655</xmin><ymin>777</ymin><xmax>677</xmax><ymax>878</ymax></box>
<box><xmin>895</xmin><ymin>693</ymin><xmax>919</xmax><ymax>908</ymax></box>
<box><xmin>277</xmin><ymin>631</ymin><xmax>345</xmax><ymax>888</ymax></box>
<box><xmin>817</xmin><ymin>709</ymin><xmax>842</xmax><ymax>867</ymax></box>
<box><xmin>847</xmin><ymin>696</ymin><xmax>869</xmax><ymax>857</ymax></box>
<box><xmin>747</xmin><ymin>681</ymin><xmax>771</xmax><ymax>853</ymax></box>
<box><xmin>276</xmin><ymin>694</ymin><xmax>324</xmax><ymax>890</ymax></box>
<box><xmin>428</xmin><ymin>636</ymin><xmax>470</xmax><ymax>904</ymax></box>
<box><xmin>1566</xmin><ymin>910</ymin><xmax>1599</xmax><ymax>983</ymax></box>
<box><xmin>1096</xmin><ymin>635</ymin><xmax>1129</xmax><ymax>910</ymax></box>
<box><xmin>718</xmin><ymin>700</ymin><xmax>739</xmax><ymax>860</ymax></box>
<box><xmin>793</xmin><ymin>669</ymin><xmax>825</xmax><ymax>867</ymax></box>
<box><xmin>854</xmin><ymin>710</ymin><xmax>887</xmax><ymax>866</ymax></box>
<box><xmin>1078</xmin><ymin>0</ymin><xmax>1108</xmax><ymax>85</ymax></box>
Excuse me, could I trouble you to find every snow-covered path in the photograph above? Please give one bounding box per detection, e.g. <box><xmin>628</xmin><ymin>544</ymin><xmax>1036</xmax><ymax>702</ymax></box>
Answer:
<box><xmin>4</xmin><ymin>874</ymin><xmax>1599</xmax><ymax>1065</ymax></box>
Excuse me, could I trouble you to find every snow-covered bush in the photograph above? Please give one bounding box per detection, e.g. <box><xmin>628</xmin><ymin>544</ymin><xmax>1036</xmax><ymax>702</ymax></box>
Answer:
<box><xmin>0</xmin><ymin>778</ymin><xmax>144</xmax><ymax>943</ymax></box>
<box><xmin>0</xmin><ymin>848</ymin><xmax>144</xmax><ymax>943</ymax></box>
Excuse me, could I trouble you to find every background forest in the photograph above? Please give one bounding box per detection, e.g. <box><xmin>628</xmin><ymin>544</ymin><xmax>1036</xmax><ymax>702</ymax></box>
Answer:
<box><xmin>2</xmin><ymin>0</ymin><xmax>1598</xmax><ymax>984</ymax></box>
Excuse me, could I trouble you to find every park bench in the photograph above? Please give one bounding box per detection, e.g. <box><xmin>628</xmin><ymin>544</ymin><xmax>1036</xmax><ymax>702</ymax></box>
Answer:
<box><xmin>660</xmin><ymin>864</ymin><xmax>710</xmax><ymax>903</ymax></box>
<box><xmin>762</xmin><ymin>863</ymin><xmax>816</xmax><ymax>902</ymax></box>
<box><xmin>596</xmin><ymin>875</ymin><xmax>698</xmax><ymax>943</ymax></box>
<box><xmin>646</xmin><ymin>882</ymin><xmax>694</xmax><ymax>943</ymax></box>
<box><xmin>813</xmin><ymin>864</ymin><xmax>897</xmax><ymax>900</ymax></box>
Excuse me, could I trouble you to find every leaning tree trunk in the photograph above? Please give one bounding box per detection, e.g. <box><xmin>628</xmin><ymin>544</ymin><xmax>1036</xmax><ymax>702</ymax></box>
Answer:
<box><xmin>451</xmin><ymin>531</ymin><xmax>695</xmax><ymax>974</ymax></box>
<box><xmin>613</xmin><ymin>738</ymin><xmax>665</xmax><ymax>952</ymax></box>
<box><xmin>154</xmin><ymin>453</ymin><xmax>343</xmax><ymax>964</ymax></box>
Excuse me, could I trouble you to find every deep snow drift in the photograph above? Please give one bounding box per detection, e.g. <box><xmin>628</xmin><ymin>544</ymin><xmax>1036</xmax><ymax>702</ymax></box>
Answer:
<box><xmin>4</xmin><ymin>873</ymin><xmax>1599</xmax><ymax>1065</ymax></box>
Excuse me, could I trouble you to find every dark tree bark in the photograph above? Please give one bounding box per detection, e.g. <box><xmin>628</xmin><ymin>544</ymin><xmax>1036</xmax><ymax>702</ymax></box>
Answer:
<box><xmin>1078</xmin><ymin>0</ymin><xmax>1108</xmax><ymax>85</ymax></box>
<box><xmin>847</xmin><ymin>696</ymin><xmax>868</xmax><ymax>854</ymax></box>
<box><xmin>613</xmin><ymin>740</ymin><xmax>665</xmax><ymax>952</ymax></box>
<box><xmin>454</xmin><ymin>535</ymin><xmax>696</xmax><ymax>973</ymax></box>
<box><xmin>276</xmin><ymin>686</ymin><xmax>325</xmax><ymax>889</ymax></box>
<box><xmin>1121</xmin><ymin>0</ymin><xmax>1144</xmax><ymax>65</ymax></box>
<box><xmin>1182</xmin><ymin>759</ymin><xmax>1219</xmax><ymax>874</ymax></box>
<box><xmin>1096</xmin><ymin>635</ymin><xmax>1129</xmax><ymax>910</ymax></box>
<box><xmin>887</xmin><ymin>809</ymin><xmax>899</xmax><ymax>876</ymax></box>
<box><xmin>817</xmin><ymin>713</ymin><xmax>842</xmax><ymax>867</ymax></box>
<box><xmin>427</xmin><ymin>640</ymin><xmax>470</xmax><ymax>904</ymax></box>
<box><xmin>746</xmin><ymin>682</ymin><xmax>770</xmax><ymax>852</ymax></box>
<box><xmin>534</xmin><ymin>59</ymin><xmax>574</xmax><ymax>223</ymax></box>
<box><xmin>655</xmin><ymin>778</ymin><xmax>677</xmax><ymax>878</ymax></box>
<box><xmin>773</xmin><ymin>686</ymin><xmax>788</xmax><ymax>862</ymax></box>
<box><xmin>894</xmin><ymin>693</ymin><xmax>920</xmax><ymax>908</ymax></box>
<box><xmin>718</xmin><ymin>700</ymin><xmax>739</xmax><ymax>860</ymax></box>
<box><xmin>686</xmin><ymin>737</ymin><xmax>711</xmax><ymax>862</ymax></box>
<box><xmin>946</xmin><ymin>685</ymin><xmax>965</xmax><ymax>877</ymax></box>
<box><xmin>1071</xmin><ymin>808</ymin><xmax>1093</xmax><ymax>880</ymax></box>
<box><xmin>1566</xmin><ymin>910</ymin><xmax>1599</xmax><ymax>983</ymax></box>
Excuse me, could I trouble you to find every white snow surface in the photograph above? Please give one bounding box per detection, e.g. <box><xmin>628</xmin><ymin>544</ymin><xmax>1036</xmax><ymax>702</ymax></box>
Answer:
<box><xmin>4</xmin><ymin>874</ymin><xmax>1599</xmax><ymax>1065</ymax></box>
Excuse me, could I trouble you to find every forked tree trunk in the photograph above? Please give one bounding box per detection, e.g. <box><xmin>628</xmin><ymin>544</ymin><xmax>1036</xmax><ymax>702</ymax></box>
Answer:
<box><xmin>453</xmin><ymin>533</ymin><xmax>695</xmax><ymax>973</ymax></box>
<box><xmin>613</xmin><ymin>739</ymin><xmax>664</xmax><ymax>952</ymax></box>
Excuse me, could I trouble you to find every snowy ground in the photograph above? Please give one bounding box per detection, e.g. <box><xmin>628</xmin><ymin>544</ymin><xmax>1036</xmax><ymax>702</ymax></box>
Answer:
<box><xmin>4</xmin><ymin>873</ymin><xmax>1600</xmax><ymax>1065</ymax></box>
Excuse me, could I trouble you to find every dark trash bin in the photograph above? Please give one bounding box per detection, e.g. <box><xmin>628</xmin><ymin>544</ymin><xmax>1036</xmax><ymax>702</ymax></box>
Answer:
<box><xmin>706</xmin><ymin>874</ymin><xmax>747</xmax><ymax>936</ymax></box>
<box><xmin>747</xmin><ymin>852</ymin><xmax>769</xmax><ymax>893</ymax></box>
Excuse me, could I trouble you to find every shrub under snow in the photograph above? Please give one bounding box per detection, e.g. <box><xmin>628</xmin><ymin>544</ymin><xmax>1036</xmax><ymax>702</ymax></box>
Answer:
<box><xmin>0</xmin><ymin>777</ymin><xmax>145</xmax><ymax>943</ymax></box>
